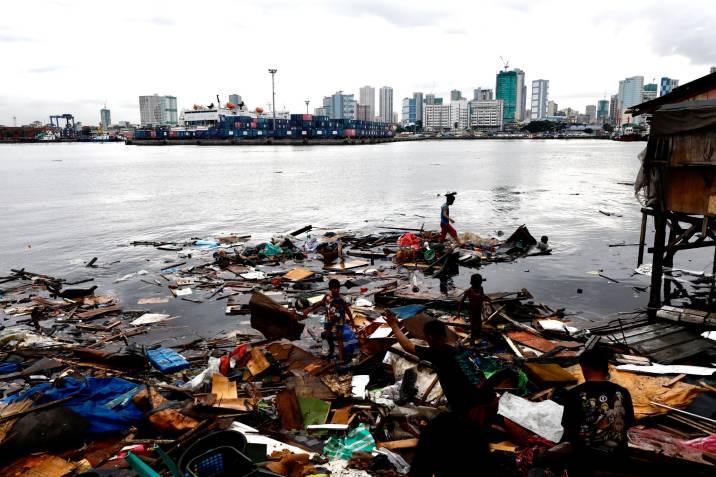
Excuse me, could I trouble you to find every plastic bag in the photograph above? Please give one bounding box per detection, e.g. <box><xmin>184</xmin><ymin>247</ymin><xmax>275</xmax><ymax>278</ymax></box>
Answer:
<box><xmin>262</xmin><ymin>243</ymin><xmax>283</xmax><ymax>256</ymax></box>
<box><xmin>397</xmin><ymin>233</ymin><xmax>421</xmax><ymax>250</ymax></box>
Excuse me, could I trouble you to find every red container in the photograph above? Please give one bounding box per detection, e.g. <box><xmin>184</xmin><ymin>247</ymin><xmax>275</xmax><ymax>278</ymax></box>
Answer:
<box><xmin>344</xmin><ymin>129</ymin><xmax>356</xmax><ymax>137</ymax></box>
<box><xmin>150</xmin><ymin>131</ymin><xmax>157</xmax><ymax>138</ymax></box>
<box><xmin>302</xmin><ymin>114</ymin><xmax>313</xmax><ymax>121</ymax></box>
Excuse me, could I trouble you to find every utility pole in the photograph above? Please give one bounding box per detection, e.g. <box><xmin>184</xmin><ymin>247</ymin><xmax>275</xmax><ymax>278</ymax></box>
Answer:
<box><xmin>268</xmin><ymin>68</ymin><xmax>277</xmax><ymax>132</ymax></box>
<box><xmin>305</xmin><ymin>99</ymin><xmax>310</xmax><ymax>114</ymax></box>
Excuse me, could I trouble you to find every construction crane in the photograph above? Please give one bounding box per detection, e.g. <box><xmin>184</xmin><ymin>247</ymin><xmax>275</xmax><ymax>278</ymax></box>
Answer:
<box><xmin>499</xmin><ymin>56</ymin><xmax>510</xmax><ymax>71</ymax></box>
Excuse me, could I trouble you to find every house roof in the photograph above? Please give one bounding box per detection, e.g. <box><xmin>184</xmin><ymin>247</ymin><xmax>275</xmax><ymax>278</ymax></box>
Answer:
<box><xmin>627</xmin><ymin>72</ymin><xmax>716</xmax><ymax>117</ymax></box>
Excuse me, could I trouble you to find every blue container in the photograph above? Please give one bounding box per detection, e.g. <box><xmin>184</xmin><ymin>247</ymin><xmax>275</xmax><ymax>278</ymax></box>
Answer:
<box><xmin>147</xmin><ymin>348</ymin><xmax>190</xmax><ymax>374</ymax></box>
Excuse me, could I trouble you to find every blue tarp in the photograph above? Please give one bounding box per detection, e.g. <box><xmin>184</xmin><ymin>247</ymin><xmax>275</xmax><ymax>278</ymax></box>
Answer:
<box><xmin>389</xmin><ymin>304</ymin><xmax>426</xmax><ymax>320</ymax></box>
<box><xmin>1</xmin><ymin>377</ymin><xmax>143</xmax><ymax>435</ymax></box>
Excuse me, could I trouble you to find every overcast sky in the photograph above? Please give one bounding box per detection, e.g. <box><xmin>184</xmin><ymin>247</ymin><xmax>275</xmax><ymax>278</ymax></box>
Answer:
<box><xmin>1</xmin><ymin>0</ymin><xmax>715</xmax><ymax>125</ymax></box>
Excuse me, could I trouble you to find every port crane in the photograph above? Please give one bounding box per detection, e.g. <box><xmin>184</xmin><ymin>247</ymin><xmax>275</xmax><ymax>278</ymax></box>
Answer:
<box><xmin>49</xmin><ymin>114</ymin><xmax>75</xmax><ymax>138</ymax></box>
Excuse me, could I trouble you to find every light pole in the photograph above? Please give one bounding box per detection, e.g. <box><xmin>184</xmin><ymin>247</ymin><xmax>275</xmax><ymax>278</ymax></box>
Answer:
<box><xmin>305</xmin><ymin>99</ymin><xmax>310</xmax><ymax>114</ymax></box>
<box><xmin>268</xmin><ymin>68</ymin><xmax>277</xmax><ymax>133</ymax></box>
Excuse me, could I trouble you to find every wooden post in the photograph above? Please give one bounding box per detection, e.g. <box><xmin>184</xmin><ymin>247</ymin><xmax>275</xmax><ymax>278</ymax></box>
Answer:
<box><xmin>662</xmin><ymin>219</ymin><xmax>677</xmax><ymax>306</ymax></box>
<box><xmin>637</xmin><ymin>211</ymin><xmax>648</xmax><ymax>267</ymax></box>
<box><xmin>648</xmin><ymin>211</ymin><xmax>667</xmax><ymax>320</ymax></box>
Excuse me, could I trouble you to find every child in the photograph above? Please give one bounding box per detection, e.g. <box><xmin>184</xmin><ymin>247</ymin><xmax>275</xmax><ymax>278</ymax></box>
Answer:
<box><xmin>537</xmin><ymin>235</ymin><xmax>549</xmax><ymax>252</ymax></box>
<box><xmin>306</xmin><ymin>278</ymin><xmax>354</xmax><ymax>360</ymax></box>
<box><xmin>457</xmin><ymin>273</ymin><xmax>490</xmax><ymax>344</ymax></box>
<box><xmin>439</xmin><ymin>192</ymin><xmax>463</xmax><ymax>245</ymax></box>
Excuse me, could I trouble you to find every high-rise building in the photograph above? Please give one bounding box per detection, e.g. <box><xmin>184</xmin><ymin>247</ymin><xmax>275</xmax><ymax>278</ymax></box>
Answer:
<box><xmin>617</xmin><ymin>76</ymin><xmax>644</xmax><ymax>124</ymax></box>
<box><xmin>228</xmin><ymin>94</ymin><xmax>242</xmax><ymax>106</ymax></box>
<box><xmin>547</xmin><ymin>100</ymin><xmax>558</xmax><ymax>116</ymax></box>
<box><xmin>450</xmin><ymin>100</ymin><xmax>469</xmax><ymax>130</ymax></box>
<box><xmin>100</xmin><ymin>108</ymin><xmax>111</xmax><ymax>129</ymax></box>
<box><xmin>423</xmin><ymin>104</ymin><xmax>451</xmax><ymax>131</ymax></box>
<box><xmin>609</xmin><ymin>94</ymin><xmax>619</xmax><ymax>125</ymax></box>
<box><xmin>597</xmin><ymin>100</ymin><xmax>609</xmax><ymax>123</ymax></box>
<box><xmin>314</xmin><ymin>96</ymin><xmax>332</xmax><ymax>117</ymax></box>
<box><xmin>473</xmin><ymin>88</ymin><xmax>494</xmax><ymax>101</ymax></box>
<box><xmin>356</xmin><ymin>105</ymin><xmax>371</xmax><ymax>121</ymax></box>
<box><xmin>359</xmin><ymin>86</ymin><xmax>376</xmax><ymax>120</ymax></box>
<box><xmin>585</xmin><ymin>105</ymin><xmax>597</xmax><ymax>124</ymax></box>
<box><xmin>379</xmin><ymin>86</ymin><xmax>394</xmax><ymax>123</ymax></box>
<box><xmin>659</xmin><ymin>77</ymin><xmax>679</xmax><ymax>97</ymax></box>
<box><xmin>413</xmin><ymin>92</ymin><xmax>424</xmax><ymax>125</ymax></box>
<box><xmin>450</xmin><ymin>90</ymin><xmax>463</xmax><ymax>101</ymax></box>
<box><xmin>643</xmin><ymin>83</ymin><xmax>658</xmax><ymax>103</ymax></box>
<box><xmin>425</xmin><ymin>94</ymin><xmax>436</xmax><ymax>105</ymax></box>
<box><xmin>468</xmin><ymin>100</ymin><xmax>503</xmax><ymax>131</ymax></box>
<box><xmin>327</xmin><ymin>91</ymin><xmax>356</xmax><ymax>120</ymax></box>
<box><xmin>401</xmin><ymin>97</ymin><xmax>417</xmax><ymax>124</ymax></box>
<box><xmin>139</xmin><ymin>95</ymin><xmax>178</xmax><ymax>126</ymax></box>
<box><xmin>495</xmin><ymin>68</ymin><xmax>526</xmax><ymax>124</ymax></box>
<box><xmin>530</xmin><ymin>79</ymin><xmax>549</xmax><ymax>120</ymax></box>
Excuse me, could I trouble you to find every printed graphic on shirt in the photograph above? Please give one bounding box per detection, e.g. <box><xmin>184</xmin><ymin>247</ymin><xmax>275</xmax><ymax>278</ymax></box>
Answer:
<box><xmin>577</xmin><ymin>390</ymin><xmax>627</xmax><ymax>449</ymax></box>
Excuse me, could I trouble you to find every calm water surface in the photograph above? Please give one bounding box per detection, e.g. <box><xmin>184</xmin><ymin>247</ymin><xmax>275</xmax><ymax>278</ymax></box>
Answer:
<box><xmin>0</xmin><ymin>140</ymin><xmax>661</xmax><ymax>327</ymax></box>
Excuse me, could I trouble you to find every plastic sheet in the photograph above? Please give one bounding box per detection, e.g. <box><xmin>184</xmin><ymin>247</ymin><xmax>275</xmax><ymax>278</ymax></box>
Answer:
<box><xmin>2</xmin><ymin>377</ymin><xmax>143</xmax><ymax>435</ymax></box>
<box><xmin>497</xmin><ymin>392</ymin><xmax>564</xmax><ymax>443</ymax></box>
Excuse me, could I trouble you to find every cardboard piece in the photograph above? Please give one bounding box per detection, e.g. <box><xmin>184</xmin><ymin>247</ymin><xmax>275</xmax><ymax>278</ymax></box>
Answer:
<box><xmin>247</xmin><ymin>347</ymin><xmax>271</xmax><ymax>376</ymax></box>
<box><xmin>283</xmin><ymin>268</ymin><xmax>315</xmax><ymax>282</ymax></box>
<box><xmin>275</xmin><ymin>389</ymin><xmax>303</xmax><ymax>430</ymax></box>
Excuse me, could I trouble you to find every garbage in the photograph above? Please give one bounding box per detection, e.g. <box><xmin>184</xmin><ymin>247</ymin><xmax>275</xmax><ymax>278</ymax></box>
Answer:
<box><xmin>0</xmin><ymin>222</ymin><xmax>713</xmax><ymax>476</ymax></box>
<box><xmin>498</xmin><ymin>392</ymin><xmax>565</xmax><ymax>443</ymax></box>
<box><xmin>147</xmin><ymin>347</ymin><xmax>190</xmax><ymax>374</ymax></box>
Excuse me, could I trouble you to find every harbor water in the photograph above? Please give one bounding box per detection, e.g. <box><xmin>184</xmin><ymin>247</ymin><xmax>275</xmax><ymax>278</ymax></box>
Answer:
<box><xmin>0</xmin><ymin>140</ymin><xmax>667</xmax><ymax>326</ymax></box>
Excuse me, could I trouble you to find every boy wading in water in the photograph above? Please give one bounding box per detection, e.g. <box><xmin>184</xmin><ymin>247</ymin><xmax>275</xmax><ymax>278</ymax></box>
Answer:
<box><xmin>457</xmin><ymin>273</ymin><xmax>490</xmax><ymax>345</ymax></box>
<box><xmin>305</xmin><ymin>278</ymin><xmax>354</xmax><ymax>361</ymax></box>
<box><xmin>439</xmin><ymin>192</ymin><xmax>463</xmax><ymax>245</ymax></box>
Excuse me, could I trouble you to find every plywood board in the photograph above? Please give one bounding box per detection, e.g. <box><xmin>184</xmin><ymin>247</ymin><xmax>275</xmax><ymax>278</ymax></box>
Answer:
<box><xmin>283</xmin><ymin>268</ymin><xmax>315</xmax><ymax>282</ymax></box>
<box><xmin>324</xmin><ymin>259</ymin><xmax>370</xmax><ymax>271</ymax></box>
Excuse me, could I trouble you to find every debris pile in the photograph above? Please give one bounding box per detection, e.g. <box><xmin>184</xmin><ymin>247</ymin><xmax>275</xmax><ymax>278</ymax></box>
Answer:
<box><xmin>0</xmin><ymin>224</ymin><xmax>714</xmax><ymax>476</ymax></box>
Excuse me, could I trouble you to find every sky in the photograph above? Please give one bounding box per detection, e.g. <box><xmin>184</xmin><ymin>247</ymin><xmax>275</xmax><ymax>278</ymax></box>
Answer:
<box><xmin>1</xmin><ymin>0</ymin><xmax>715</xmax><ymax>126</ymax></box>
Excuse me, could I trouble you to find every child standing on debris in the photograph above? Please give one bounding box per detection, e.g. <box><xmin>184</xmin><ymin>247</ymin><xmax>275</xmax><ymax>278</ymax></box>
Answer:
<box><xmin>439</xmin><ymin>192</ymin><xmax>462</xmax><ymax>245</ymax></box>
<box><xmin>457</xmin><ymin>273</ymin><xmax>490</xmax><ymax>344</ymax></box>
<box><xmin>305</xmin><ymin>279</ymin><xmax>354</xmax><ymax>361</ymax></box>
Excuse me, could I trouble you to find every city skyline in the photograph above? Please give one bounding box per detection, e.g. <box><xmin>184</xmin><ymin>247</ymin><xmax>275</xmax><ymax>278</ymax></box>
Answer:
<box><xmin>2</xmin><ymin>0</ymin><xmax>715</xmax><ymax>125</ymax></box>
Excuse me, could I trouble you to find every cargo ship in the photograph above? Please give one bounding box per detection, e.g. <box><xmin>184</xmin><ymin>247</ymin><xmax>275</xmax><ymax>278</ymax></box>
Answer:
<box><xmin>130</xmin><ymin>104</ymin><xmax>394</xmax><ymax>145</ymax></box>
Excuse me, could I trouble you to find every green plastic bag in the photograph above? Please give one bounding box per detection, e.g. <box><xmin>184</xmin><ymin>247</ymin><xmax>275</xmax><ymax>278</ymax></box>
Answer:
<box><xmin>323</xmin><ymin>424</ymin><xmax>376</xmax><ymax>459</ymax></box>
<box><xmin>262</xmin><ymin>243</ymin><xmax>283</xmax><ymax>256</ymax></box>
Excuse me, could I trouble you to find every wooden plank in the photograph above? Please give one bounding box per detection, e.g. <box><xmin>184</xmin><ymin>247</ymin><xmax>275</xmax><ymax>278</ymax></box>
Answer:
<box><xmin>75</xmin><ymin>305</ymin><xmax>121</xmax><ymax>320</ymax></box>
<box><xmin>507</xmin><ymin>331</ymin><xmax>555</xmax><ymax>353</ymax></box>
<box><xmin>631</xmin><ymin>330</ymin><xmax>700</xmax><ymax>354</ymax></box>
<box><xmin>648</xmin><ymin>339</ymin><xmax>715</xmax><ymax>364</ymax></box>
<box><xmin>275</xmin><ymin>389</ymin><xmax>303</xmax><ymax>430</ymax></box>
<box><xmin>611</xmin><ymin>322</ymin><xmax>681</xmax><ymax>341</ymax></box>
<box><xmin>377</xmin><ymin>438</ymin><xmax>419</xmax><ymax>450</ymax></box>
<box><xmin>662</xmin><ymin>374</ymin><xmax>687</xmax><ymax>387</ymax></box>
<box><xmin>621</xmin><ymin>326</ymin><xmax>689</xmax><ymax>345</ymax></box>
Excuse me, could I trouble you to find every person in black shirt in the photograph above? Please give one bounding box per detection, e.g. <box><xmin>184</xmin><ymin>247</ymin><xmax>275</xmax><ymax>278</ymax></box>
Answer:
<box><xmin>535</xmin><ymin>347</ymin><xmax>635</xmax><ymax>477</ymax></box>
<box><xmin>385</xmin><ymin>311</ymin><xmax>496</xmax><ymax>476</ymax></box>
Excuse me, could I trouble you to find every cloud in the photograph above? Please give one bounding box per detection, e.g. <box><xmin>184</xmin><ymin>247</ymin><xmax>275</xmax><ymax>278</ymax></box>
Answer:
<box><xmin>334</xmin><ymin>1</ymin><xmax>446</xmax><ymax>27</ymax></box>
<box><xmin>0</xmin><ymin>33</ymin><xmax>31</xmax><ymax>42</ymax></box>
<box><xmin>147</xmin><ymin>16</ymin><xmax>174</xmax><ymax>27</ymax></box>
<box><xmin>27</xmin><ymin>65</ymin><xmax>63</xmax><ymax>74</ymax></box>
<box><xmin>651</xmin><ymin>17</ymin><xmax>716</xmax><ymax>65</ymax></box>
